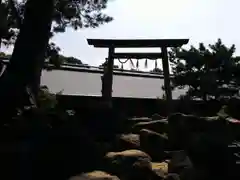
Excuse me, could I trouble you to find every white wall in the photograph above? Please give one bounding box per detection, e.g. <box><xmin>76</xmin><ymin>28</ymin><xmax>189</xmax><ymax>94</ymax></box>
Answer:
<box><xmin>41</xmin><ymin>70</ymin><xmax>187</xmax><ymax>99</ymax></box>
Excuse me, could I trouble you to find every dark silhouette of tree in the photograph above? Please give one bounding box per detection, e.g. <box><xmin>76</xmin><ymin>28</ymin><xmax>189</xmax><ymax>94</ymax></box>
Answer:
<box><xmin>0</xmin><ymin>51</ymin><xmax>10</xmax><ymax>59</ymax></box>
<box><xmin>150</xmin><ymin>67</ymin><xmax>163</xmax><ymax>74</ymax></box>
<box><xmin>0</xmin><ymin>0</ymin><xmax>114</xmax><ymax>121</ymax></box>
<box><xmin>99</xmin><ymin>60</ymin><xmax>119</xmax><ymax>69</ymax></box>
<box><xmin>0</xmin><ymin>0</ymin><xmax>113</xmax><ymax>47</ymax></box>
<box><xmin>168</xmin><ymin>39</ymin><xmax>240</xmax><ymax>101</ymax></box>
<box><xmin>0</xmin><ymin>0</ymin><xmax>113</xmax><ymax>70</ymax></box>
<box><xmin>0</xmin><ymin>50</ymin><xmax>84</xmax><ymax>69</ymax></box>
<box><xmin>48</xmin><ymin>54</ymin><xmax>83</xmax><ymax>68</ymax></box>
<box><xmin>60</xmin><ymin>55</ymin><xmax>82</xmax><ymax>65</ymax></box>
<box><xmin>0</xmin><ymin>0</ymin><xmax>113</xmax><ymax>71</ymax></box>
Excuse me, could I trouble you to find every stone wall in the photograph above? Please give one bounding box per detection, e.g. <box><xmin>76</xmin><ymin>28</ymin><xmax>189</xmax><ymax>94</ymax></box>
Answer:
<box><xmin>57</xmin><ymin>95</ymin><xmax>223</xmax><ymax>117</ymax></box>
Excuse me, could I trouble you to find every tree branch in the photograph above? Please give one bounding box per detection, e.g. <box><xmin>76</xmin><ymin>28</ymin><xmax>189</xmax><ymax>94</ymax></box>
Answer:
<box><xmin>8</xmin><ymin>0</ymin><xmax>22</xmax><ymax>27</ymax></box>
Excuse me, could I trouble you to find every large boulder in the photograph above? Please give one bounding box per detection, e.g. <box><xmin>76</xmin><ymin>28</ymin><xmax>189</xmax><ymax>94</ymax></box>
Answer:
<box><xmin>114</xmin><ymin>134</ymin><xmax>140</xmax><ymax>151</ymax></box>
<box><xmin>151</xmin><ymin>161</ymin><xmax>168</xmax><ymax>178</ymax></box>
<box><xmin>168</xmin><ymin>151</ymin><xmax>195</xmax><ymax>180</ymax></box>
<box><xmin>68</xmin><ymin>171</ymin><xmax>120</xmax><ymax>180</ymax></box>
<box><xmin>168</xmin><ymin>113</ymin><xmax>228</xmax><ymax>133</ymax></box>
<box><xmin>128</xmin><ymin>117</ymin><xmax>152</xmax><ymax>122</ymax></box>
<box><xmin>167</xmin><ymin>113</ymin><xmax>191</xmax><ymax>149</ymax></box>
<box><xmin>226</xmin><ymin>96</ymin><xmax>240</xmax><ymax>119</ymax></box>
<box><xmin>167</xmin><ymin>113</ymin><xmax>236</xmax><ymax>179</ymax></box>
<box><xmin>132</xmin><ymin>119</ymin><xmax>168</xmax><ymax>134</ymax></box>
<box><xmin>227</xmin><ymin>141</ymin><xmax>240</xmax><ymax>179</ymax></box>
<box><xmin>140</xmin><ymin>129</ymin><xmax>169</xmax><ymax>161</ymax></box>
<box><xmin>151</xmin><ymin>114</ymin><xmax>165</xmax><ymax>120</ymax></box>
<box><xmin>226</xmin><ymin>117</ymin><xmax>240</xmax><ymax>140</ymax></box>
<box><xmin>127</xmin><ymin>117</ymin><xmax>152</xmax><ymax>130</ymax></box>
<box><xmin>104</xmin><ymin>150</ymin><xmax>153</xmax><ymax>180</ymax></box>
<box><xmin>186</xmin><ymin>132</ymin><xmax>232</xmax><ymax>179</ymax></box>
<box><xmin>32</xmin><ymin>127</ymin><xmax>105</xmax><ymax>180</ymax></box>
<box><xmin>80</xmin><ymin>107</ymin><xmax>127</xmax><ymax>141</ymax></box>
<box><xmin>167</xmin><ymin>113</ymin><xmax>230</xmax><ymax>149</ymax></box>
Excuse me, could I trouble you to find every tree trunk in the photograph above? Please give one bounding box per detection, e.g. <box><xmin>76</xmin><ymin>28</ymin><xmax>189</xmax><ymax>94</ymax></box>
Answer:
<box><xmin>0</xmin><ymin>0</ymin><xmax>54</xmax><ymax>122</ymax></box>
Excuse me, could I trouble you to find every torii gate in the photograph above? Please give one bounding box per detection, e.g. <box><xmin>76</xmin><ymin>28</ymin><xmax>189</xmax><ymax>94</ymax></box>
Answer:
<box><xmin>87</xmin><ymin>39</ymin><xmax>189</xmax><ymax>115</ymax></box>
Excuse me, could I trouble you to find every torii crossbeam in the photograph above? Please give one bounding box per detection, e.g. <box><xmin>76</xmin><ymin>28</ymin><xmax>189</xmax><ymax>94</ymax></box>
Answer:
<box><xmin>87</xmin><ymin>38</ymin><xmax>189</xmax><ymax>115</ymax></box>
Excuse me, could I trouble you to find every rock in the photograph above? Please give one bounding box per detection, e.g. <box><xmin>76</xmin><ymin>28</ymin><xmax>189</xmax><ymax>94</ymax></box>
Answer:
<box><xmin>128</xmin><ymin>117</ymin><xmax>152</xmax><ymax>122</ymax></box>
<box><xmin>167</xmin><ymin>114</ymin><xmax>189</xmax><ymax>150</ymax></box>
<box><xmin>68</xmin><ymin>171</ymin><xmax>120</xmax><ymax>180</ymax></box>
<box><xmin>105</xmin><ymin>149</ymin><xmax>151</xmax><ymax>162</ymax></box>
<box><xmin>151</xmin><ymin>161</ymin><xmax>168</xmax><ymax>178</ymax></box>
<box><xmin>104</xmin><ymin>150</ymin><xmax>152</xmax><ymax>180</ymax></box>
<box><xmin>95</xmin><ymin>142</ymin><xmax>113</xmax><ymax>155</ymax></box>
<box><xmin>152</xmin><ymin>114</ymin><xmax>165</xmax><ymax>120</ymax></box>
<box><xmin>187</xmin><ymin>138</ymin><xmax>240</xmax><ymax>179</ymax></box>
<box><xmin>168</xmin><ymin>113</ymin><xmax>223</xmax><ymax>133</ymax></box>
<box><xmin>33</xmin><ymin>128</ymin><xmax>105</xmax><ymax>180</ymax></box>
<box><xmin>127</xmin><ymin>117</ymin><xmax>152</xmax><ymax>129</ymax></box>
<box><xmin>167</xmin><ymin>114</ymin><xmax>231</xmax><ymax>167</ymax></box>
<box><xmin>168</xmin><ymin>151</ymin><xmax>193</xmax><ymax>173</ymax></box>
<box><xmin>186</xmin><ymin>131</ymin><xmax>230</xmax><ymax>179</ymax></box>
<box><xmin>115</xmin><ymin>134</ymin><xmax>140</xmax><ymax>151</ymax></box>
<box><xmin>167</xmin><ymin>113</ymin><xmax>230</xmax><ymax>149</ymax></box>
<box><xmin>226</xmin><ymin>141</ymin><xmax>240</xmax><ymax>179</ymax></box>
<box><xmin>167</xmin><ymin>114</ymin><xmax>233</xmax><ymax>179</ymax></box>
<box><xmin>226</xmin><ymin>96</ymin><xmax>240</xmax><ymax>119</ymax></box>
<box><xmin>165</xmin><ymin>173</ymin><xmax>180</xmax><ymax>180</ymax></box>
<box><xmin>168</xmin><ymin>150</ymin><xmax>195</xmax><ymax>180</ymax></box>
<box><xmin>140</xmin><ymin>129</ymin><xmax>169</xmax><ymax>161</ymax></box>
<box><xmin>81</xmin><ymin>107</ymin><xmax>126</xmax><ymax>141</ymax></box>
<box><xmin>226</xmin><ymin>117</ymin><xmax>240</xmax><ymax>140</ymax></box>
<box><xmin>132</xmin><ymin>119</ymin><xmax>168</xmax><ymax>134</ymax></box>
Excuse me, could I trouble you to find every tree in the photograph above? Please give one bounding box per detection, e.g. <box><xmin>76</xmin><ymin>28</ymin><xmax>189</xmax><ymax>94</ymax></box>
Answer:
<box><xmin>0</xmin><ymin>0</ymin><xmax>113</xmax><ymax>94</ymax></box>
<box><xmin>61</xmin><ymin>56</ymin><xmax>82</xmax><ymax>65</ymax></box>
<box><xmin>0</xmin><ymin>0</ymin><xmax>113</xmax><ymax>48</ymax></box>
<box><xmin>0</xmin><ymin>51</ymin><xmax>11</xmax><ymax>59</ymax></box>
<box><xmin>0</xmin><ymin>0</ymin><xmax>113</xmax><ymax>121</ymax></box>
<box><xmin>99</xmin><ymin>59</ymin><xmax>119</xmax><ymax>69</ymax></box>
<box><xmin>48</xmin><ymin>53</ymin><xmax>83</xmax><ymax>68</ymax></box>
<box><xmin>150</xmin><ymin>67</ymin><xmax>163</xmax><ymax>74</ymax></box>
<box><xmin>169</xmin><ymin>39</ymin><xmax>240</xmax><ymax>101</ymax></box>
<box><xmin>0</xmin><ymin>50</ymin><xmax>84</xmax><ymax>69</ymax></box>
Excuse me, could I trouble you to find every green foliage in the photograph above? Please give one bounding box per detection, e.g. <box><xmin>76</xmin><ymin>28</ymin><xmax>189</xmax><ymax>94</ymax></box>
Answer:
<box><xmin>0</xmin><ymin>0</ymin><xmax>113</xmax><ymax>57</ymax></box>
<box><xmin>61</xmin><ymin>56</ymin><xmax>82</xmax><ymax>65</ymax></box>
<box><xmin>13</xmin><ymin>85</ymin><xmax>75</xmax><ymax>130</ymax></box>
<box><xmin>169</xmin><ymin>39</ymin><xmax>240</xmax><ymax>101</ymax></box>
<box><xmin>0</xmin><ymin>0</ymin><xmax>23</xmax><ymax>46</ymax></box>
<box><xmin>36</xmin><ymin>86</ymin><xmax>62</xmax><ymax>111</ymax></box>
<box><xmin>0</xmin><ymin>48</ymin><xmax>83</xmax><ymax>69</ymax></box>
<box><xmin>53</xmin><ymin>0</ymin><xmax>113</xmax><ymax>31</ymax></box>
<box><xmin>0</xmin><ymin>51</ymin><xmax>8</xmax><ymax>57</ymax></box>
<box><xmin>13</xmin><ymin>85</ymin><xmax>62</xmax><ymax>121</ymax></box>
<box><xmin>47</xmin><ymin>46</ymin><xmax>84</xmax><ymax>68</ymax></box>
<box><xmin>99</xmin><ymin>59</ymin><xmax>119</xmax><ymax>69</ymax></box>
<box><xmin>1</xmin><ymin>0</ymin><xmax>113</xmax><ymax>40</ymax></box>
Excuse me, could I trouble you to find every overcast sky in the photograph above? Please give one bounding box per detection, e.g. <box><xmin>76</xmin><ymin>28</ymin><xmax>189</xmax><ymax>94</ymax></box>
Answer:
<box><xmin>4</xmin><ymin>0</ymin><xmax>240</xmax><ymax>70</ymax></box>
<box><xmin>50</xmin><ymin>0</ymin><xmax>240</xmax><ymax>70</ymax></box>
